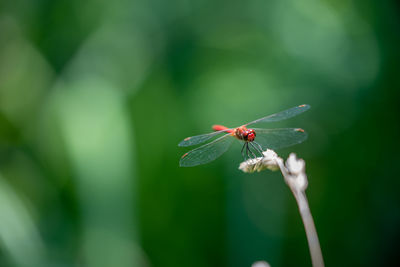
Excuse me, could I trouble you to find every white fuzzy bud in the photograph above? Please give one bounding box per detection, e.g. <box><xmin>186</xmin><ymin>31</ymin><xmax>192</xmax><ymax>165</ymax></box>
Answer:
<box><xmin>284</xmin><ymin>153</ymin><xmax>308</xmax><ymax>191</ymax></box>
<box><xmin>239</xmin><ymin>149</ymin><xmax>279</xmax><ymax>173</ymax></box>
<box><xmin>252</xmin><ymin>261</ymin><xmax>270</xmax><ymax>267</ymax></box>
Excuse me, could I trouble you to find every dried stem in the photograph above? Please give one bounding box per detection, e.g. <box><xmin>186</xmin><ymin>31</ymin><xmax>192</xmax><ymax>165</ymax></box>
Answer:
<box><xmin>277</xmin><ymin>156</ymin><xmax>324</xmax><ymax>267</ymax></box>
<box><xmin>293</xmin><ymin>190</ymin><xmax>324</xmax><ymax>267</ymax></box>
<box><xmin>240</xmin><ymin>151</ymin><xmax>324</xmax><ymax>267</ymax></box>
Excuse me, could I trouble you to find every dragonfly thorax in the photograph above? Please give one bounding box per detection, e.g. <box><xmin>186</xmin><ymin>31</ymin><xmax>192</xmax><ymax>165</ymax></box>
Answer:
<box><xmin>234</xmin><ymin>126</ymin><xmax>256</xmax><ymax>142</ymax></box>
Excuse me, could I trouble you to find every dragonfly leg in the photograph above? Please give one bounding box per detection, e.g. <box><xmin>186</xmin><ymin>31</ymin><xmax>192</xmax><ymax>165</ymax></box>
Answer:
<box><xmin>241</xmin><ymin>143</ymin><xmax>247</xmax><ymax>160</ymax></box>
<box><xmin>245</xmin><ymin>143</ymin><xmax>251</xmax><ymax>160</ymax></box>
<box><xmin>254</xmin><ymin>142</ymin><xmax>264</xmax><ymax>154</ymax></box>
<box><xmin>246</xmin><ymin>142</ymin><xmax>258</xmax><ymax>160</ymax></box>
<box><xmin>248</xmin><ymin>143</ymin><xmax>258</xmax><ymax>159</ymax></box>
<box><xmin>249</xmin><ymin>142</ymin><xmax>263</xmax><ymax>157</ymax></box>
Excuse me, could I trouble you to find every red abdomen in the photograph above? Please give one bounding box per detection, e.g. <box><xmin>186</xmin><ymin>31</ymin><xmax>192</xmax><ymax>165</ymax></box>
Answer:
<box><xmin>212</xmin><ymin>125</ymin><xmax>233</xmax><ymax>133</ymax></box>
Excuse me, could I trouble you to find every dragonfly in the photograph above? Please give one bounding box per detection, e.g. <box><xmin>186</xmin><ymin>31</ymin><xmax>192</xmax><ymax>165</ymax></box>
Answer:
<box><xmin>179</xmin><ymin>104</ymin><xmax>310</xmax><ymax>167</ymax></box>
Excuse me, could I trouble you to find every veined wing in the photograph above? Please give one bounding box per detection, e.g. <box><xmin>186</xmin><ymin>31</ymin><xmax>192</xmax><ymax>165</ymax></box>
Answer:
<box><xmin>245</xmin><ymin>104</ymin><xmax>310</xmax><ymax>126</ymax></box>
<box><xmin>252</xmin><ymin>128</ymin><xmax>308</xmax><ymax>150</ymax></box>
<box><xmin>179</xmin><ymin>133</ymin><xmax>233</xmax><ymax>167</ymax></box>
<box><xmin>178</xmin><ymin>129</ymin><xmax>230</xmax><ymax>147</ymax></box>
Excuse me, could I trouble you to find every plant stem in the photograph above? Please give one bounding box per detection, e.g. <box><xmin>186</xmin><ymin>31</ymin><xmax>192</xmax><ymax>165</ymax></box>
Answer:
<box><xmin>276</xmin><ymin>158</ymin><xmax>324</xmax><ymax>267</ymax></box>
<box><xmin>238</xmin><ymin>151</ymin><xmax>324</xmax><ymax>266</ymax></box>
<box><xmin>291</xmin><ymin>189</ymin><xmax>324</xmax><ymax>267</ymax></box>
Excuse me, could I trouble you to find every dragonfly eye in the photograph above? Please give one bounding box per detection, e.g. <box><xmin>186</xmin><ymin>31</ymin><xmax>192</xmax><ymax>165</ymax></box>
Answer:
<box><xmin>247</xmin><ymin>130</ymin><xmax>256</xmax><ymax>142</ymax></box>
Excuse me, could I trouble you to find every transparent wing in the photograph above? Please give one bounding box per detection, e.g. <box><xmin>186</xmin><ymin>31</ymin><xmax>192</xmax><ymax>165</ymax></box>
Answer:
<box><xmin>252</xmin><ymin>128</ymin><xmax>308</xmax><ymax>150</ymax></box>
<box><xmin>179</xmin><ymin>134</ymin><xmax>234</xmax><ymax>167</ymax></box>
<box><xmin>178</xmin><ymin>130</ymin><xmax>229</xmax><ymax>147</ymax></box>
<box><xmin>245</xmin><ymin>104</ymin><xmax>310</xmax><ymax>126</ymax></box>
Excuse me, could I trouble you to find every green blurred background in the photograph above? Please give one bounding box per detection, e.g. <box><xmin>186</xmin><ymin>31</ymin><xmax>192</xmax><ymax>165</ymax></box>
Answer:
<box><xmin>0</xmin><ymin>0</ymin><xmax>399</xmax><ymax>266</ymax></box>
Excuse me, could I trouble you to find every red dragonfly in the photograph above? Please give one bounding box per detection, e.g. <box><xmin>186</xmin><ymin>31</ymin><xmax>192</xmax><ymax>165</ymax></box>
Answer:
<box><xmin>179</xmin><ymin>104</ymin><xmax>310</xmax><ymax>167</ymax></box>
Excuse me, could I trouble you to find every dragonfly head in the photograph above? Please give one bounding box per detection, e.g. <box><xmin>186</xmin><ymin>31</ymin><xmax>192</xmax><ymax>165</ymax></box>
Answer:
<box><xmin>245</xmin><ymin>129</ymin><xmax>256</xmax><ymax>142</ymax></box>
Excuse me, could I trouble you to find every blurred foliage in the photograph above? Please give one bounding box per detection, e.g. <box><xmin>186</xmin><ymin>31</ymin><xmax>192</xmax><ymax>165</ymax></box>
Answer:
<box><xmin>0</xmin><ymin>0</ymin><xmax>399</xmax><ymax>266</ymax></box>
